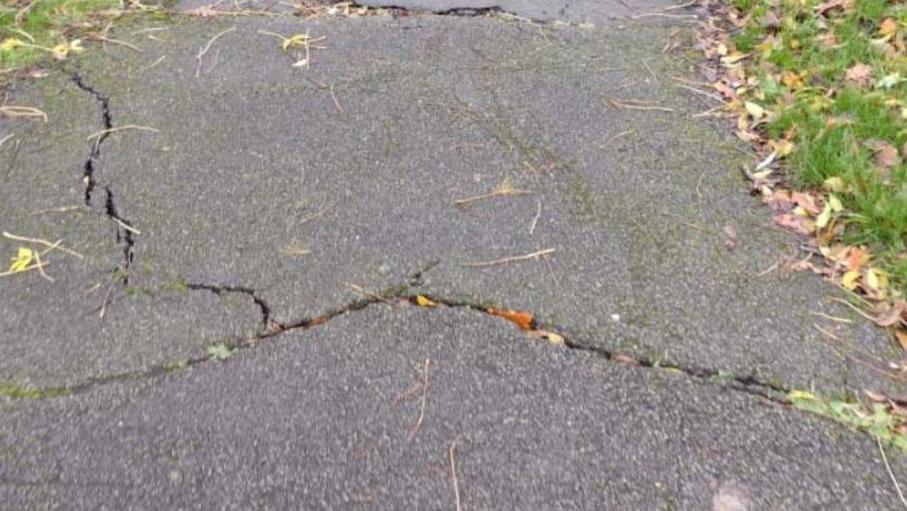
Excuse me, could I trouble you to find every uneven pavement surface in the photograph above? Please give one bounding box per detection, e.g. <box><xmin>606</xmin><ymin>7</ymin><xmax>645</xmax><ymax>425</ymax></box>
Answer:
<box><xmin>2</xmin><ymin>0</ymin><xmax>906</xmax><ymax>508</ymax></box>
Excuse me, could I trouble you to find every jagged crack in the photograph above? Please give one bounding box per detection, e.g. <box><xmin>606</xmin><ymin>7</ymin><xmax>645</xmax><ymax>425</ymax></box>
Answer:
<box><xmin>68</xmin><ymin>69</ymin><xmax>138</xmax><ymax>286</ymax></box>
<box><xmin>184</xmin><ymin>282</ymin><xmax>278</xmax><ymax>332</ymax></box>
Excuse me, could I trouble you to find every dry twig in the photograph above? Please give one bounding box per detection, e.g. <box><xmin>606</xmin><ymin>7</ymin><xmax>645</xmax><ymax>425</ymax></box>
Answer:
<box><xmin>454</xmin><ymin>178</ymin><xmax>533</xmax><ymax>207</ymax></box>
<box><xmin>196</xmin><ymin>26</ymin><xmax>236</xmax><ymax>77</ymax></box>
<box><xmin>880</xmin><ymin>439</ymin><xmax>907</xmax><ymax>510</ymax></box>
<box><xmin>0</xmin><ymin>105</ymin><xmax>47</xmax><ymax>121</ymax></box>
<box><xmin>2</xmin><ymin>231</ymin><xmax>83</xmax><ymax>259</ymax></box>
<box><xmin>529</xmin><ymin>200</ymin><xmax>542</xmax><ymax>236</ymax></box>
<box><xmin>86</xmin><ymin>124</ymin><xmax>159</xmax><ymax>142</ymax></box>
<box><xmin>462</xmin><ymin>248</ymin><xmax>555</xmax><ymax>268</ymax></box>
<box><xmin>407</xmin><ymin>358</ymin><xmax>431</xmax><ymax>441</ymax></box>
<box><xmin>609</xmin><ymin>98</ymin><xmax>675</xmax><ymax>112</ymax></box>
<box><xmin>449</xmin><ymin>434</ymin><xmax>464</xmax><ymax>511</ymax></box>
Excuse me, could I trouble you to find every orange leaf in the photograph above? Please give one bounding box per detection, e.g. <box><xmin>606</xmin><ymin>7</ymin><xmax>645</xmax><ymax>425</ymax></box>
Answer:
<box><xmin>880</xmin><ymin>17</ymin><xmax>898</xmax><ymax>36</ymax></box>
<box><xmin>896</xmin><ymin>330</ymin><xmax>907</xmax><ymax>351</ymax></box>
<box><xmin>846</xmin><ymin>247</ymin><xmax>870</xmax><ymax>271</ymax></box>
<box><xmin>486</xmin><ymin>308</ymin><xmax>534</xmax><ymax>330</ymax></box>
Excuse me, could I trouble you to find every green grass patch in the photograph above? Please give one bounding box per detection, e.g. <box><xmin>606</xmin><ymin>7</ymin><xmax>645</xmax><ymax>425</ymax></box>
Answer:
<box><xmin>0</xmin><ymin>0</ymin><xmax>173</xmax><ymax>71</ymax></box>
<box><xmin>727</xmin><ymin>0</ymin><xmax>907</xmax><ymax>288</ymax></box>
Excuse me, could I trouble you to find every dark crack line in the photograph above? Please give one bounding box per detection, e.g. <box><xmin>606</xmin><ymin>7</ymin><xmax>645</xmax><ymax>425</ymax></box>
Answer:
<box><xmin>3</xmin><ymin>287</ymin><xmax>791</xmax><ymax>406</ymax></box>
<box><xmin>183</xmin><ymin>282</ymin><xmax>279</xmax><ymax>332</ymax></box>
<box><xmin>68</xmin><ymin>69</ymin><xmax>137</xmax><ymax>286</ymax></box>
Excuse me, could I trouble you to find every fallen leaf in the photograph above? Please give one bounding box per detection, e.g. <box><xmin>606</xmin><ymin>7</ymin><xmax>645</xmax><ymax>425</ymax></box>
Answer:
<box><xmin>842</xmin><ymin>270</ymin><xmax>861</xmax><ymax>290</ymax></box>
<box><xmin>876</xmin><ymin>142</ymin><xmax>900</xmax><ymax>168</ymax></box>
<box><xmin>486</xmin><ymin>308</ymin><xmax>534</xmax><ymax>330</ymax></box>
<box><xmin>744</xmin><ymin>101</ymin><xmax>765</xmax><ymax>120</ymax></box>
<box><xmin>792</xmin><ymin>191</ymin><xmax>821</xmax><ymax>215</ymax></box>
<box><xmin>415</xmin><ymin>295</ymin><xmax>437</xmax><ymax>307</ymax></box>
<box><xmin>774</xmin><ymin>213</ymin><xmax>810</xmax><ymax>233</ymax></box>
<box><xmin>526</xmin><ymin>329</ymin><xmax>565</xmax><ymax>346</ymax></box>
<box><xmin>815</xmin><ymin>202</ymin><xmax>833</xmax><ymax>229</ymax></box>
<box><xmin>846</xmin><ymin>247</ymin><xmax>870</xmax><ymax>271</ymax></box>
<box><xmin>880</xmin><ymin>18</ymin><xmax>898</xmax><ymax>36</ymax></box>
<box><xmin>873</xmin><ymin>301</ymin><xmax>906</xmax><ymax>327</ymax></box>
<box><xmin>897</xmin><ymin>330</ymin><xmax>907</xmax><ymax>350</ymax></box>
<box><xmin>8</xmin><ymin>247</ymin><xmax>34</xmax><ymax>272</ymax></box>
<box><xmin>823</xmin><ymin>176</ymin><xmax>846</xmax><ymax>192</ymax></box>
<box><xmin>845</xmin><ymin>63</ymin><xmax>874</xmax><ymax>87</ymax></box>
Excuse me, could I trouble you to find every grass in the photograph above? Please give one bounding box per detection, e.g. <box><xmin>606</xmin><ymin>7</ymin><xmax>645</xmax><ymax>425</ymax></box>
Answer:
<box><xmin>725</xmin><ymin>0</ymin><xmax>907</xmax><ymax>289</ymax></box>
<box><xmin>0</xmin><ymin>0</ymin><xmax>171</xmax><ymax>71</ymax></box>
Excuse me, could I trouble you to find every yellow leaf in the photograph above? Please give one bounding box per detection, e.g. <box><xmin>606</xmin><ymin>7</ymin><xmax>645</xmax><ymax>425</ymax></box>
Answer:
<box><xmin>815</xmin><ymin>202</ymin><xmax>832</xmax><ymax>229</ymax></box>
<box><xmin>823</xmin><ymin>176</ymin><xmax>846</xmax><ymax>192</ymax></box>
<box><xmin>827</xmin><ymin>194</ymin><xmax>843</xmax><ymax>213</ymax></box>
<box><xmin>745</xmin><ymin>101</ymin><xmax>765</xmax><ymax>120</ymax></box>
<box><xmin>415</xmin><ymin>295</ymin><xmax>437</xmax><ymax>308</ymax></box>
<box><xmin>9</xmin><ymin>247</ymin><xmax>34</xmax><ymax>272</ymax></box>
<box><xmin>282</xmin><ymin>34</ymin><xmax>308</xmax><ymax>50</ymax></box>
<box><xmin>841</xmin><ymin>270</ymin><xmax>861</xmax><ymax>290</ymax></box>
<box><xmin>866</xmin><ymin>268</ymin><xmax>888</xmax><ymax>291</ymax></box>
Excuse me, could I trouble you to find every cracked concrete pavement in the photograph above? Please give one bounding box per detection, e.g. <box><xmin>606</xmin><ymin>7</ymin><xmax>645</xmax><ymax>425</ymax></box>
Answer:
<box><xmin>2</xmin><ymin>1</ymin><xmax>906</xmax><ymax>508</ymax></box>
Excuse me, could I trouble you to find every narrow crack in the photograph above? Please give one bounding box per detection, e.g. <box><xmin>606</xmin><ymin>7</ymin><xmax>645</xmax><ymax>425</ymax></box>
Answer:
<box><xmin>1</xmin><ymin>287</ymin><xmax>790</xmax><ymax>406</ymax></box>
<box><xmin>183</xmin><ymin>282</ymin><xmax>279</xmax><ymax>332</ymax></box>
<box><xmin>67</xmin><ymin>69</ymin><xmax>138</xmax><ymax>286</ymax></box>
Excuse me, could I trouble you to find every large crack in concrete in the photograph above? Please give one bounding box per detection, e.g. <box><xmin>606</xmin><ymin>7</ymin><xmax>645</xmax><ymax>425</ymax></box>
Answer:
<box><xmin>183</xmin><ymin>281</ymin><xmax>281</xmax><ymax>333</ymax></box>
<box><xmin>1</xmin><ymin>278</ymin><xmax>791</xmax><ymax>406</ymax></box>
<box><xmin>68</xmin><ymin>70</ymin><xmax>137</xmax><ymax>286</ymax></box>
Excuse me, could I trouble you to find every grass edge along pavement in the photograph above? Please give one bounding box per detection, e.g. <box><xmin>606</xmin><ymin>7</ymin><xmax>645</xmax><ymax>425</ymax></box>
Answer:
<box><xmin>695</xmin><ymin>0</ymin><xmax>907</xmax><ymax>451</ymax></box>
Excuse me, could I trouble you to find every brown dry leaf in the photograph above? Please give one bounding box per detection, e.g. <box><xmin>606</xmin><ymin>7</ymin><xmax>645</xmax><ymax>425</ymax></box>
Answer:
<box><xmin>486</xmin><ymin>308</ymin><xmax>534</xmax><ymax>330</ymax></box>
<box><xmin>845</xmin><ymin>63</ymin><xmax>874</xmax><ymax>87</ymax></box>
<box><xmin>874</xmin><ymin>301</ymin><xmax>907</xmax><ymax>328</ymax></box>
<box><xmin>896</xmin><ymin>330</ymin><xmax>907</xmax><ymax>350</ymax></box>
<box><xmin>865</xmin><ymin>389</ymin><xmax>888</xmax><ymax>402</ymax></box>
<box><xmin>792</xmin><ymin>191</ymin><xmax>821</xmax><ymax>215</ymax></box>
<box><xmin>876</xmin><ymin>142</ymin><xmax>900</xmax><ymax>168</ymax></box>
<box><xmin>774</xmin><ymin>213</ymin><xmax>811</xmax><ymax>234</ymax></box>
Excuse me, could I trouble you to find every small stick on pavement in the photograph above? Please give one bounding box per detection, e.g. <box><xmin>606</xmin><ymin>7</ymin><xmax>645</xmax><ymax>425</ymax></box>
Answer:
<box><xmin>449</xmin><ymin>433</ymin><xmax>464</xmax><ymax>511</ymax></box>
<box><xmin>30</xmin><ymin>205</ymin><xmax>83</xmax><ymax>215</ymax></box>
<box><xmin>0</xmin><ymin>261</ymin><xmax>49</xmax><ymax>278</ymax></box>
<box><xmin>329</xmin><ymin>84</ymin><xmax>344</xmax><ymax>113</ymax></box>
<box><xmin>407</xmin><ymin>358</ymin><xmax>431</xmax><ymax>441</ymax></box>
<box><xmin>609</xmin><ymin>98</ymin><xmax>675</xmax><ymax>112</ymax></box>
<box><xmin>0</xmin><ymin>133</ymin><xmax>14</xmax><ymax>148</ymax></box>
<box><xmin>631</xmin><ymin>12</ymin><xmax>699</xmax><ymax>21</ymax></box>
<box><xmin>603</xmin><ymin>130</ymin><xmax>632</xmax><ymax>147</ymax></box>
<box><xmin>879</xmin><ymin>438</ymin><xmax>907</xmax><ymax>510</ymax></box>
<box><xmin>808</xmin><ymin>311</ymin><xmax>852</xmax><ymax>324</ymax></box>
<box><xmin>86</xmin><ymin>34</ymin><xmax>142</xmax><ymax>52</ymax></box>
<box><xmin>32</xmin><ymin>250</ymin><xmax>53</xmax><ymax>282</ymax></box>
<box><xmin>344</xmin><ymin>282</ymin><xmax>391</xmax><ymax>303</ymax></box>
<box><xmin>86</xmin><ymin>124</ymin><xmax>159</xmax><ymax>142</ymax></box>
<box><xmin>664</xmin><ymin>0</ymin><xmax>698</xmax><ymax>10</ymax></box>
<box><xmin>136</xmin><ymin>55</ymin><xmax>166</xmax><ymax>74</ymax></box>
<box><xmin>109</xmin><ymin>216</ymin><xmax>141</xmax><ymax>235</ymax></box>
<box><xmin>462</xmin><ymin>248</ymin><xmax>555</xmax><ymax>268</ymax></box>
<box><xmin>529</xmin><ymin>200</ymin><xmax>542</xmax><ymax>235</ymax></box>
<box><xmin>642</xmin><ymin>60</ymin><xmax>658</xmax><ymax>83</ymax></box>
<box><xmin>454</xmin><ymin>179</ymin><xmax>533</xmax><ymax>207</ymax></box>
<box><xmin>196</xmin><ymin>26</ymin><xmax>236</xmax><ymax>77</ymax></box>
<box><xmin>0</xmin><ymin>105</ymin><xmax>47</xmax><ymax>121</ymax></box>
<box><xmin>2</xmin><ymin>231</ymin><xmax>83</xmax><ymax>259</ymax></box>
